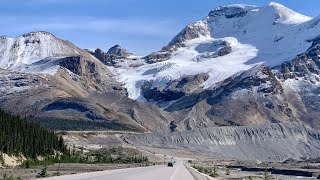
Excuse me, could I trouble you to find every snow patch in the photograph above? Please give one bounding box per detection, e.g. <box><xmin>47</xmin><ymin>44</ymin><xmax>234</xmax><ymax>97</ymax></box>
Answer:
<box><xmin>110</xmin><ymin>2</ymin><xmax>318</xmax><ymax>101</ymax></box>
<box><xmin>0</xmin><ymin>32</ymin><xmax>78</xmax><ymax>70</ymax></box>
<box><xmin>113</xmin><ymin>36</ymin><xmax>259</xmax><ymax>99</ymax></box>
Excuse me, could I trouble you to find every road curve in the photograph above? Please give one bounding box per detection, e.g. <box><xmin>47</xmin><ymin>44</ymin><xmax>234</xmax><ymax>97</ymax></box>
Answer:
<box><xmin>40</xmin><ymin>161</ymin><xmax>196</xmax><ymax>180</ymax></box>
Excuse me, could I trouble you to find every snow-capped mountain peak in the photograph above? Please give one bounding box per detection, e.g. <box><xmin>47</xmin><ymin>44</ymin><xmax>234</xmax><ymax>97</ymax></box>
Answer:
<box><xmin>207</xmin><ymin>2</ymin><xmax>311</xmax><ymax>25</ymax></box>
<box><xmin>112</xmin><ymin>2</ymin><xmax>320</xmax><ymax>100</ymax></box>
<box><xmin>0</xmin><ymin>31</ymin><xmax>79</xmax><ymax>70</ymax></box>
<box><xmin>21</xmin><ymin>31</ymin><xmax>55</xmax><ymax>38</ymax></box>
<box><xmin>267</xmin><ymin>2</ymin><xmax>312</xmax><ymax>24</ymax></box>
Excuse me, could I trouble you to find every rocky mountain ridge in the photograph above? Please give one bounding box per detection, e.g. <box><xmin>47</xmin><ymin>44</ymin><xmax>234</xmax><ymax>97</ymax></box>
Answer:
<box><xmin>86</xmin><ymin>45</ymin><xmax>136</xmax><ymax>67</ymax></box>
<box><xmin>0</xmin><ymin>2</ymin><xmax>320</xmax><ymax>132</ymax></box>
<box><xmin>0</xmin><ymin>32</ymin><xmax>170</xmax><ymax>132</ymax></box>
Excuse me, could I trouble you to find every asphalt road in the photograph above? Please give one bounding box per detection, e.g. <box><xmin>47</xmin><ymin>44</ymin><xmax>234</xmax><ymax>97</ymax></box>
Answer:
<box><xmin>40</xmin><ymin>160</ymin><xmax>196</xmax><ymax>180</ymax></box>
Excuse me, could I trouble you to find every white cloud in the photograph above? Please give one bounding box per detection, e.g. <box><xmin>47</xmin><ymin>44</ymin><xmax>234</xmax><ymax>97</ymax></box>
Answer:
<box><xmin>0</xmin><ymin>16</ymin><xmax>181</xmax><ymax>37</ymax></box>
<box><xmin>29</xmin><ymin>0</ymin><xmax>74</xmax><ymax>3</ymax></box>
<box><xmin>0</xmin><ymin>15</ymin><xmax>185</xmax><ymax>54</ymax></box>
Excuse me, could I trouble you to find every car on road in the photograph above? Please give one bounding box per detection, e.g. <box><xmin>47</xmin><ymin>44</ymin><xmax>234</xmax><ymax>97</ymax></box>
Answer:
<box><xmin>167</xmin><ymin>162</ymin><xmax>173</xmax><ymax>167</ymax></box>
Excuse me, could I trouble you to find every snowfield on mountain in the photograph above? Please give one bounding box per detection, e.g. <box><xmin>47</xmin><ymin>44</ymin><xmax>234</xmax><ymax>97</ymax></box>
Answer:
<box><xmin>110</xmin><ymin>2</ymin><xmax>319</xmax><ymax>101</ymax></box>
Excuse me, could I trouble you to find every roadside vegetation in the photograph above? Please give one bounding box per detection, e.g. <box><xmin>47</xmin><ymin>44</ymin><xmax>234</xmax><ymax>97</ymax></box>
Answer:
<box><xmin>192</xmin><ymin>165</ymin><xmax>219</xmax><ymax>177</ymax></box>
<box><xmin>87</xmin><ymin>146</ymin><xmax>149</xmax><ymax>164</ymax></box>
<box><xmin>22</xmin><ymin>146</ymin><xmax>149</xmax><ymax>168</ymax></box>
<box><xmin>191</xmin><ymin>163</ymin><xmax>275</xmax><ymax>180</ymax></box>
<box><xmin>0</xmin><ymin>109</ymin><xmax>151</xmax><ymax>179</ymax></box>
<box><xmin>0</xmin><ymin>109</ymin><xmax>68</xmax><ymax>161</ymax></box>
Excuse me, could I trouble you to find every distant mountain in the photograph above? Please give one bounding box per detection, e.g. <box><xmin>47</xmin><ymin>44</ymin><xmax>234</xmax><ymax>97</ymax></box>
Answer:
<box><xmin>86</xmin><ymin>45</ymin><xmax>136</xmax><ymax>67</ymax></box>
<box><xmin>0</xmin><ymin>32</ymin><xmax>170</xmax><ymax>133</ymax></box>
<box><xmin>117</xmin><ymin>2</ymin><xmax>316</xmax><ymax>100</ymax></box>
<box><xmin>0</xmin><ymin>2</ymin><xmax>320</xmax><ymax>132</ymax></box>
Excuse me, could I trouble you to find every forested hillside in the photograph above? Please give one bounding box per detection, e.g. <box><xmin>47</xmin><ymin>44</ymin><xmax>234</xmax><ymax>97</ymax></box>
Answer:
<box><xmin>0</xmin><ymin>109</ymin><xmax>68</xmax><ymax>159</ymax></box>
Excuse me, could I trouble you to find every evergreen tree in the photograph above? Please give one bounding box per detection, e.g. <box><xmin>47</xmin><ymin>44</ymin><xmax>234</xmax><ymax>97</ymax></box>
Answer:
<box><xmin>226</xmin><ymin>168</ymin><xmax>230</xmax><ymax>175</ymax></box>
<box><xmin>0</xmin><ymin>109</ymin><xmax>68</xmax><ymax>159</ymax></box>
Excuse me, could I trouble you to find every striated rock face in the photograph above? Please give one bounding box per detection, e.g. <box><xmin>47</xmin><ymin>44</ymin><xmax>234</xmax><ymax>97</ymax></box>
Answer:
<box><xmin>125</xmin><ymin>123</ymin><xmax>320</xmax><ymax>161</ymax></box>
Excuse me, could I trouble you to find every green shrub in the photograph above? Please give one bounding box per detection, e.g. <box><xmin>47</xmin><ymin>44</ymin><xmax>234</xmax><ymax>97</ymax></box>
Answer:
<box><xmin>3</xmin><ymin>174</ymin><xmax>14</xmax><ymax>180</ymax></box>
<box><xmin>264</xmin><ymin>168</ymin><xmax>270</xmax><ymax>180</ymax></box>
<box><xmin>209</xmin><ymin>166</ymin><xmax>219</xmax><ymax>177</ymax></box>
<box><xmin>37</xmin><ymin>166</ymin><xmax>48</xmax><ymax>178</ymax></box>
<box><xmin>226</xmin><ymin>168</ymin><xmax>230</xmax><ymax>175</ymax></box>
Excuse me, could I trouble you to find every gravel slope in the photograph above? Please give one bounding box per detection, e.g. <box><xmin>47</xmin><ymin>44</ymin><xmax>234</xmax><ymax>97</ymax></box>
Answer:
<box><xmin>124</xmin><ymin>123</ymin><xmax>320</xmax><ymax>161</ymax></box>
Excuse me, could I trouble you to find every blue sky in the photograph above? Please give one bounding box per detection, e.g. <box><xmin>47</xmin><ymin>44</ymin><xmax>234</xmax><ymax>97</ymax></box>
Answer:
<box><xmin>0</xmin><ymin>0</ymin><xmax>319</xmax><ymax>55</ymax></box>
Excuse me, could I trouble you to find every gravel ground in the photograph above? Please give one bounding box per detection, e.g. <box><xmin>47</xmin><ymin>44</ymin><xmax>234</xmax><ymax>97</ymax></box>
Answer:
<box><xmin>0</xmin><ymin>163</ymin><xmax>152</xmax><ymax>180</ymax></box>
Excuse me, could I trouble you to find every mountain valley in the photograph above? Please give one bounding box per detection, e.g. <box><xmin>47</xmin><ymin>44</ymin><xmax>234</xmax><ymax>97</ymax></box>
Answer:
<box><xmin>1</xmin><ymin>2</ymin><xmax>320</xmax><ymax>166</ymax></box>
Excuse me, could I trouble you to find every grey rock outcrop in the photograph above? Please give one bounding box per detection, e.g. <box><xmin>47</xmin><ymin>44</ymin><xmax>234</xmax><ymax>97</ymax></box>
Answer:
<box><xmin>142</xmin><ymin>73</ymin><xmax>209</xmax><ymax>102</ymax></box>
<box><xmin>144</xmin><ymin>21</ymin><xmax>210</xmax><ymax>64</ymax></box>
<box><xmin>165</xmin><ymin>22</ymin><xmax>210</xmax><ymax>50</ymax></box>
<box><xmin>208</xmin><ymin>5</ymin><xmax>248</xmax><ymax>18</ymax></box>
<box><xmin>107</xmin><ymin>45</ymin><xmax>132</xmax><ymax>57</ymax></box>
<box><xmin>144</xmin><ymin>51</ymin><xmax>172</xmax><ymax>64</ymax></box>
<box><xmin>277</xmin><ymin>36</ymin><xmax>320</xmax><ymax>80</ymax></box>
<box><xmin>88</xmin><ymin>45</ymin><xmax>133</xmax><ymax>66</ymax></box>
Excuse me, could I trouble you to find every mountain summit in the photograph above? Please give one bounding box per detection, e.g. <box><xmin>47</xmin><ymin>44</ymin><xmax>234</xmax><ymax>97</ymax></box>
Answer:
<box><xmin>0</xmin><ymin>31</ymin><xmax>79</xmax><ymax>70</ymax></box>
<box><xmin>86</xmin><ymin>45</ymin><xmax>135</xmax><ymax>67</ymax></box>
<box><xmin>114</xmin><ymin>2</ymin><xmax>317</xmax><ymax>100</ymax></box>
<box><xmin>107</xmin><ymin>44</ymin><xmax>132</xmax><ymax>57</ymax></box>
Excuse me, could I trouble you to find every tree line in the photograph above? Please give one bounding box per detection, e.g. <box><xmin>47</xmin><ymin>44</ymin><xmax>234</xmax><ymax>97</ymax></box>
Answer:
<box><xmin>0</xmin><ymin>109</ymin><xmax>68</xmax><ymax>160</ymax></box>
<box><xmin>0</xmin><ymin>109</ymin><xmax>149</xmax><ymax>167</ymax></box>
